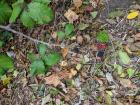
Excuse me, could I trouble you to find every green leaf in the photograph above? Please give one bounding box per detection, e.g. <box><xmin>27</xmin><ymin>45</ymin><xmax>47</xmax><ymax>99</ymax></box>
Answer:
<box><xmin>20</xmin><ymin>10</ymin><xmax>35</xmax><ymax>28</ymax></box>
<box><xmin>0</xmin><ymin>54</ymin><xmax>14</xmax><ymax>70</ymax></box>
<box><xmin>0</xmin><ymin>1</ymin><xmax>12</xmax><ymax>24</ymax></box>
<box><xmin>57</xmin><ymin>31</ymin><xmax>65</xmax><ymax>40</ymax></box>
<box><xmin>109</xmin><ymin>10</ymin><xmax>124</xmax><ymax>19</ymax></box>
<box><xmin>105</xmin><ymin>94</ymin><xmax>112</xmax><ymax>105</ymax></box>
<box><xmin>0</xmin><ymin>68</ymin><xmax>6</xmax><ymax>77</ymax></box>
<box><xmin>27</xmin><ymin>53</ymin><xmax>39</xmax><ymax>62</ymax></box>
<box><xmin>78</xmin><ymin>23</ymin><xmax>89</xmax><ymax>30</ymax></box>
<box><xmin>30</xmin><ymin>59</ymin><xmax>46</xmax><ymax>75</ymax></box>
<box><xmin>0</xmin><ymin>41</ymin><xmax>4</xmax><ymax>48</ymax></box>
<box><xmin>38</xmin><ymin>44</ymin><xmax>47</xmax><ymax>56</ymax></box>
<box><xmin>9</xmin><ymin>0</ymin><xmax>24</xmax><ymax>23</ymax></box>
<box><xmin>44</xmin><ymin>53</ymin><xmax>61</xmax><ymax>66</ymax></box>
<box><xmin>28</xmin><ymin>2</ymin><xmax>54</xmax><ymax>25</ymax></box>
<box><xmin>65</xmin><ymin>23</ymin><xmax>74</xmax><ymax>36</ymax></box>
<box><xmin>90</xmin><ymin>11</ymin><xmax>98</xmax><ymax>19</ymax></box>
<box><xmin>118</xmin><ymin>50</ymin><xmax>130</xmax><ymax>65</ymax></box>
<box><xmin>114</xmin><ymin>64</ymin><xmax>123</xmax><ymax>75</ymax></box>
<box><xmin>97</xmin><ymin>30</ymin><xmax>109</xmax><ymax>43</ymax></box>
<box><xmin>33</xmin><ymin>0</ymin><xmax>51</xmax><ymax>4</ymax></box>
<box><xmin>127</xmin><ymin>68</ymin><xmax>134</xmax><ymax>78</ymax></box>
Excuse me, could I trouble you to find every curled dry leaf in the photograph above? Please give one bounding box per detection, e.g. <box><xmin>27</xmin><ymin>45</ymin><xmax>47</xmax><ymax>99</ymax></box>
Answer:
<box><xmin>61</xmin><ymin>48</ymin><xmax>69</xmax><ymax>58</ymax></box>
<box><xmin>125</xmin><ymin>45</ymin><xmax>132</xmax><ymax>54</ymax></box>
<box><xmin>73</xmin><ymin>0</ymin><xmax>82</xmax><ymax>8</ymax></box>
<box><xmin>64</xmin><ymin>9</ymin><xmax>79</xmax><ymax>23</ymax></box>
<box><xmin>135</xmin><ymin>33</ymin><xmax>140</xmax><ymax>41</ymax></box>
<box><xmin>44</xmin><ymin>69</ymin><xmax>77</xmax><ymax>86</ymax></box>
<box><xmin>44</xmin><ymin>74</ymin><xmax>61</xmax><ymax>87</ymax></box>
<box><xmin>119</xmin><ymin>78</ymin><xmax>137</xmax><ymax>88</ymax></box>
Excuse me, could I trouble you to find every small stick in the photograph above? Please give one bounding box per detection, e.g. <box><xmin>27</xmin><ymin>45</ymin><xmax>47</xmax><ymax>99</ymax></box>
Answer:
<box><xmin>0</xmin><ymin>25</ymin><xmax>61</xmax><ymax>48</ymax></box>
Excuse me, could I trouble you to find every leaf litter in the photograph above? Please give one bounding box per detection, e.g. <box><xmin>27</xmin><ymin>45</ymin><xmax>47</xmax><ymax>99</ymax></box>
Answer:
<box><xmin>1</xmin><ymin>0</ymin><xmax>140</xmax><ymax>105</ymax></box>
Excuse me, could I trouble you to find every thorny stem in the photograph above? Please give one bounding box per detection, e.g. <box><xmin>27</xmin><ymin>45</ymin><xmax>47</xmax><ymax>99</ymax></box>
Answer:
<box><xmin>0</xmin><ymin>25</ymin><xmax>61</xmax><ymax>48</ymax></box>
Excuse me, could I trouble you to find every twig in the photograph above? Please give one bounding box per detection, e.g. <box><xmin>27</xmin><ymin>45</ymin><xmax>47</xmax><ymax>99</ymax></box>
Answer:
<box><xmin>0</xmin><ymin>25</ymin><xmax>61</xmax><ymax>48</ymax></box>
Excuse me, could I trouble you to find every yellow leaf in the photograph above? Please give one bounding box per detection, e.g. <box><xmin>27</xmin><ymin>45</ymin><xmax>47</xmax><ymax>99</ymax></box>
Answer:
<box><xmin>1</xmin><ymin>75</ymin><xmax>11</xmax><ymax>86</ymax></box>
<box><xmin>127</xmin><ymin>11</ymin><xmax>139</xmax><ymax>19</ymax></box>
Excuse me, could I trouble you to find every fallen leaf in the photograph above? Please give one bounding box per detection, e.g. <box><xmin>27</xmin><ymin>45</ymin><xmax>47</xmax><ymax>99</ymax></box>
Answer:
<box><xmin>41</xmin><ymin>95</ymin><xmax>51</xmax><ymax>105</ymax></box>
<box><xmin>69</xmin><ymin>68</ymin><xmax>77</xmax><ymax>78</ymax></box>
<box><xmin>45</xmin><ymin>69</ymin><xmax>77</xmax><ymax>86</ymax></box>
<box><xmin>105</xmin><ymin>94</ymin><xmax>112</xmax><ymax>105</ymax></box>
<box><xmin>135</xmin><ymin>33</ymin><xmax>140</xmax><ymax>41</ymax></box>
<box><xmin>106</xmin><ymin>91</ymin><xmax>113</xmax><ymax>97</ymax></box>
<box><xmin>127</xmin><ymin>68</ymin><xmax>134</xmax><ymax>78</ymax></box>
<box><xmin>76</xmin><ymin>63</ymin><xmax>82</xmax><ymax>71</ymax></box>
<box><xmin>127</xmin><ymin>11</ymin><xmax>139</xmax><ymax>19</ymax></box>
<box><xmin>119</xmin><ymin>78</ymin><xmax>136</xmax><ymax>88</ymax></box>
<box><xmin>60</xmin><ymin>61</ymin><xmax>68</xmax><ymax>67</ymax></box>
<box><xmin>77</xmin><ymin>35</ymin><xmax>83</xmax><ymax>44</ymax></box>
<box><xmin>118</xmin><ymin>50</ymin><xmax>130</xmax><ymax>65</ymax></box>
<box><xmin>78</xmin><ymin>23</ymin><xmax>89</xmax><ymax>30</ymax></box>
<box><xmin>90</xmin><ymin>11</ymin><xmax>98</xmax><ymax>19</ymax></box>
<box><xmin>61</xmin><ymin>48</ymin><xmax>69</xmax><ymax>58</ymax></box>
<box><xmin>116</xmin><ymin>100</ymin><xmax>124</xmax><ymax>105</ymax></box>
<box><xmin>73</xmin><ymin>0</ymin><xmax>82</xmax><ymax>8</ymax></box>
<box><xmin>64</xmin><ymin>9</ymin><xmax>79</xmax><ymax>23</ymax></box>
<box><xmin>45</xmin><ymin>74</ymin><xmax>61</xmax><ymax>87</ymax></box>
<box><xmin>1</xmin><ymin>75</ymin><xmax>11</xmax><ymax>86</ymax></box>
<box><xmin>125</xmin><ymin>45</ymin><xmax>132</xmax><ymax>54</ymax></box>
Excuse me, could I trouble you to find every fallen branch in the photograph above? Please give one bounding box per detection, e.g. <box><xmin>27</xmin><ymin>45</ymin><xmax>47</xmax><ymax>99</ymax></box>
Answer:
<box><xmin>0</xmin><ymin>25</ymin><xmax>61</xmax><ymax>48</ymax></box>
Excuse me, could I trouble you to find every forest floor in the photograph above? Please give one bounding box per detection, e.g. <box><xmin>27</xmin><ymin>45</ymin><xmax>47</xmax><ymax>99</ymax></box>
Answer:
<box><xmin>0</xmin><ymin>0</ymin><xmax>140</xmax><ymax>105</ymax></box>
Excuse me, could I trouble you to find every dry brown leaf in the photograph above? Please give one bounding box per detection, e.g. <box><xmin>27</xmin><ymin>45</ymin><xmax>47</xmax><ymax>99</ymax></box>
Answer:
<box><xmin>61</xmin><ymin>48</ymin><xmax>69</xmax><ymax>58</ymax></box>
<box><xmin>135</xmin><ymin>33</ymin><xmax>140</xmax><ymax>41</ymax></box>
<box><xmin>45</xmin><ymin>69</ymin><xmax>77</xmax><ymax>86</ymax></box>
<box><xmin>125</xmin><ymin>45</ymin><xmax>132</xmax><ymax>54</ymax></box>
<box><xmin>73</xmin><ymin>0</ymin><xmax>82</xmax><ymax>8</ymax></box>
<box><xmin>77</xmin><ymin>35</ymin><xmax>83</xmax><ymax>44</ymax></box>
<box><xmin>64</xmin><ymin>9</ymin><xmax>79</xmax><ymax>23</ymax></box>
<box><xmin>44</xmin><ymin>74</ymin><xmax>61</xmax><ymax>87</ymax></box>
<box><xmin>60</xmin><ymin>61</ymin><xmax>68</xmax><ymax>67</ymax></box>
<box><xmin>119</xmin><ymin>78</ymin><xmax>136</xmax><ymax>88</ymax></box>
<box><xmin>69</xmin><ymin>68</ymin><xmax>77</xmax><ymax>78</ymax></box>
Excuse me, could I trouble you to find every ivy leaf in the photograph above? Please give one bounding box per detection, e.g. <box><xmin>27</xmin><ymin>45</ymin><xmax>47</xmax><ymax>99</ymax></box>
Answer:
<box><xmin>44</xmin><ymin>53</ymin><xmax>61</xmax><ymax>66</ymax></box>
<box><xmin>127</xmin><ymin>68</ymin><xmax>134</xmax><ymax>78</ymax></box>
<box><xmin>9</xmin><ymin>0</ymin><xmax>24</xmax><ymax>23</ymax></box>
<box><xmin>20</xmin><ymin>10</ymin><xmax>35</xmax><ymax>28</ymax></box>
<box><xmin>28</xmin><ymin>2</ymin><xmax>54</xmax><ymax>25</ymax></box>
<box><xmin>97</xmin><ymin>30</ymin><xmax>109</xmax><ymax>43</ymax></box>
<box><xmin>65</xmin><ymin>23</ymin><xmax>74</xmax><ymax>36</ymax></box>
<box><xmin>0</xmin><ymin>1</ymin><xmax>12</xmax><ymax>24</ymax></box>
<box><xmin>57</xmin><ymin>31</ymin><xmax>65</xmax><ymax>40</ymax></box>
<box><xmin>118</xmin><ymin>50</ymin><xmax>130</xmax><ymax>65</ymax></box>
<box><xmin>0</xmin><ymin>54</ymin><xmax>14</xmax><ymax>70</ymax></box>
<box><xmin>30</xmin><ymin>59</ymin><xmax>46</xmax><ymax>76</ymax></box>
<box><xmin>38</xmin><ymin>44</ymin><xmax>47</xmax><ymax>56</ymax></box>
<box><xmin>33</xmin><ymin>0</ymin><xmax>51</xmax><ymax>4</ymax></box>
